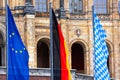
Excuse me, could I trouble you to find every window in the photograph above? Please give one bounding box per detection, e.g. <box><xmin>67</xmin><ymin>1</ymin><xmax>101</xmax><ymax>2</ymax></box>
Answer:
<box><xmin>35</xmin><ymin>0</ymin><xmax>48</xmax><ymax>12</ymax></box>
<box><xmin>69</xmin><ymin>0</ymin><xmax>83</xmax><ymax>13</ymax></box>
<box><xmin>37</xmin><ymin>38</ymin><xmax>50</xmax><ymax>68</ymax></box>
<box><xmin>118</xmin><ymin>1</ymin><xmax>120</xmax><ymax>14</ymax></box>
<box><xmin>94</xmin><ymin>0</ymin><xmax>108</xmax><ymax>14</ymax></box>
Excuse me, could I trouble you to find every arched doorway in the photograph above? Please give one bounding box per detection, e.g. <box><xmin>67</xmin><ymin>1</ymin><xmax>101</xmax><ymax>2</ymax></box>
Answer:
<box><xmin>106</xmin><ymin>42</ymin><xmax>111</xmax><ymax>77</ymax></box>
<box><xmin>71</xmin><ymin>42</ymin><xmax>85</xmax><ymax>73</ymax></box>
<box><xmin>0</xmin><ymin>33</ymin><xmax>5</xmax><ymax>66</ymax></box>
<box><xmin>37</xmin><ymin>38</ymin><xmax>49</xmax><ymax>68</ymax></box>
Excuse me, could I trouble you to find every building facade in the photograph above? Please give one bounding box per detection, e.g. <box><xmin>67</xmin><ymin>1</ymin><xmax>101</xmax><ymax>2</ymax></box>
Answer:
<box><xmin>0</xmin><ymin>0</ymin><xmax>120</xmax><ymax>79</ymax></box>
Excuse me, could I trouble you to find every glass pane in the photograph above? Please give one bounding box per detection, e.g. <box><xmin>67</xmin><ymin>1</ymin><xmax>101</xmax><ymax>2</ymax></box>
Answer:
<box><xmin>35</xmin><ymin>0</ymin><xmax>47</xmax><ymax>12</ymax></box>
<box><xmin>77</xmin><ymin>0</ymin><xmax>82</xmax><ymax>10</ymax></box>
<box><xmin>39</xmin><ymin>0</ymin><xmax>43</xmax><ymax>3</ymax></box>
<box><xmin>70</xmin><ymin>0</ymin><xmax>74</xmax><ymax>13</ymax></box>
<box><xmin>118</xmin><ymin>1</ymin><xmax>120</xmax><ymax>13</ymax></box>
<box><xmin>35</xmin><ymin>0</ymin><xmax>39</xmax><ymax>3</ymax></box>
<box><xmin>94</xmin><ymin>0</ymin><xmax>107</xmax><ymax>14</ymax></box>
<box><xmin>35</xmin><ymin>4</ymin><xmax>39</xmax><ymax>11</ymax></box>
<box><xmin>43</xmin><ymin>5</ymin><xmax>47</xmax><ymax>12</ymax></box>
<box><xmin>39</xmin><ymin>3</ymin><xmax>42</xmax><ymax>12</ymax></box>
<box><xmin>43</xmin><ymin>0</ymin><xmax>46</xmax><ymax>3</ymax></box>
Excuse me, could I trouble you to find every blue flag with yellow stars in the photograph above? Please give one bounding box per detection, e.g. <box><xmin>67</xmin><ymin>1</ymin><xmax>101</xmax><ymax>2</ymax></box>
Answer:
<box><xmin>7</xmin><ymin>5</ymin><xmax>29</xmax><ymax>80</ymax></box>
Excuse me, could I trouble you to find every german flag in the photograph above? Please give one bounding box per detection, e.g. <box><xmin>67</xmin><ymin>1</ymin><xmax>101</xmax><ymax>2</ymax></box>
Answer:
<box><xmin>52</xmin><ymin>9</ymin><xmax>72</xmax><ymax>80</ymax></box>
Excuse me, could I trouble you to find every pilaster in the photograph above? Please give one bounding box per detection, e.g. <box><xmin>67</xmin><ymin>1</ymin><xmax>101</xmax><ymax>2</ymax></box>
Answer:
<box><xmin>24</xmin><ymin>4</ymin><xmax>36</xmax><ymax>68</ymax></box>
<box><xmin>113</xmin><ymin>20</ymin><xmax>120</xmax><ymax>79</ymax></box>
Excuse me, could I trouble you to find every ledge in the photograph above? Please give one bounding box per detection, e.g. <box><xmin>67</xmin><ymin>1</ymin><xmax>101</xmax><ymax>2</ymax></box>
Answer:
<box><xmin>0</xmin><ymin>67</ymin><xmax>115</xmax><ymax>80</ymax></box>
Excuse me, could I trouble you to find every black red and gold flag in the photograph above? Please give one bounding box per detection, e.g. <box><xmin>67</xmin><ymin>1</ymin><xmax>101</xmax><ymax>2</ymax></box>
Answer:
<box><xmin>52</xmin><ymin>9</ymin><xmax>72</xmax><ymax>80</ymax></box>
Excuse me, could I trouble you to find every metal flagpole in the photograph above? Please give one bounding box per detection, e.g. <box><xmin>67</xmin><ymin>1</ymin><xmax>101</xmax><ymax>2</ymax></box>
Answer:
<box><xmin>92</xmin><ymin>5</ymin><xmax>95</xmax><ymax>79</ymax></box>
<box><xmin>92</xmin><ymin>5</ymin><xmax>94</xmax><ymax>43</ymax></box>
<box><xmin>5</xmin><ymin>0</ymin><xmax>8</xmax><ymax>80</ymax></box>
<box><xmin>49</xmin><ymin>2</ymin><xmax>53</xmax><ymax>80</ymax></box>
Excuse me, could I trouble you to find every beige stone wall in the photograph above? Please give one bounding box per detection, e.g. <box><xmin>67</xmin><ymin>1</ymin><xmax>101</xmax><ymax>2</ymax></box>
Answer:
<box><xmin>24</xmin><ymin>15</ymin><xmax>36</xmax><ymax>68</ymax></box>
<box><xmin>0</xmin><ymin>0</ymin><xmax>119</xmax><ymax>79</ymax></box>
<box><xmin>9</xmin><ymin>0</ymin><xmax>25</xmax><ymax>8</ymax></box>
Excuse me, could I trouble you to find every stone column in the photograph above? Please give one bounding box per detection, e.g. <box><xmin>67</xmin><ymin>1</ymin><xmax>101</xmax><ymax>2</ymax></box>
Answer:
<box><xmin>87</xmin><ymin>0</ymin><xmax>94</xmax><ymax>76</ymax></box>
<box><xmin>112</xmin><ymin>0</ymin><xmax>120</xmax><ymax>79</ymax></box>
<box><xmin>24</xmin><ymin>4</ymin><xmax>36</xmax><ymax>68</ymax></box>
<box><xmin>112</xmin><ymin>21</ymin><xmax>120</xmax><ymax>79</ymax></box>
<box><xmin>15</xmin><ymin>16</ymin><xmax>25</xmax><ymax>43</ymax></box>
<box><xmin>118</xmin><ymin>20</ymin><xmax>120</xmax><ymax>79</ymax></box>
<box><xmin>88</xmin><ymin>20</ymin><xmax>93</xmax><ymax>76</ymax></box>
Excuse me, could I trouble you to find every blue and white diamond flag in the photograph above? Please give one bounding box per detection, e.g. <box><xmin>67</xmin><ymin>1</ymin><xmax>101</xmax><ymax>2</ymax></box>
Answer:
<box><xmin>93</xmin><ymin>13</ymin><xmax>110</xmax><ymax>80</ymax></box>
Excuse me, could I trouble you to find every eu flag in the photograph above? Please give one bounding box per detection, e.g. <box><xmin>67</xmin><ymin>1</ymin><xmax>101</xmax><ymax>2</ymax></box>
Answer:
<box><xmin>7</xmin><ymin>5</ymin><xmax>29</xmax><ymax>80</ymax></box>
<box><xmin>93</xmin><ymin>13</ymin><xmax>110</xmax><ymax>80</ymax></box>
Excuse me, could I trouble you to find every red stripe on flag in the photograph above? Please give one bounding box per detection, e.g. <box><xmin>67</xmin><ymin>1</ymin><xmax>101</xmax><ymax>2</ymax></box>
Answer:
<box><xmin>57</xmin><ymin>24</ymin><xmax>71</xmax><ymax>80</ymax></box>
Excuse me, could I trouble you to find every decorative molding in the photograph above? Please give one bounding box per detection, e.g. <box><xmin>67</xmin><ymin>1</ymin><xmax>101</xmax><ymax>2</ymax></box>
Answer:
<box><xmin>14</xmin><ymin>3</ymin><xmax>35</xmax><ymax>16</ymax></box>
<box><xmin>60</xmin><ymin>7</ymin><xmax>66</xmax><ymax>18</ymax></box>
<box><xmin>70</xmin><ymin>14</ymin><xmax>86</xmax><ymax>19</ymax></box>
<box><xmin>23</xmin><ymin>3</ymin><xmax>35</xmax><ymax>15</ymax></box>
<box><xmin>76</xmin><ymin>29</ymin><xmax>81</xmax><ymax>37</ymax></box>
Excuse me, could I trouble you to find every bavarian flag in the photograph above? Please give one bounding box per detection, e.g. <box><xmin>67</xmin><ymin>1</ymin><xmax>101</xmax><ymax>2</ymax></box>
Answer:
<box><xmin>52</xmin><ymin>9</ymin><xmax>72</xmax><ymax>80</ymax></box>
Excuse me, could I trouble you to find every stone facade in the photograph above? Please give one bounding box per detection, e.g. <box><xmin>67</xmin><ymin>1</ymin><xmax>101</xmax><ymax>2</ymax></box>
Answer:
<box><xmin>0</xmin><ymin>0</ymin><xmax>120</xmax><ymax>79</ymax></box>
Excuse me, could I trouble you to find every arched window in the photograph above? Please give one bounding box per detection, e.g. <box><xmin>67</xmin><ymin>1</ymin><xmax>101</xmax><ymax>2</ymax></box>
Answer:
<box><xmin>35</xmin><ymin>0</ymin><xmax>48</xmax><ymax>12</ymax></box>
<box><xmin>106</xmin><ymin>42</ymin><xmax>112</xmax><ymax>78</ymax></box>
<box><xmin>94</xmin><ymin>0</ymin><xmax>108</xmax><ymax>14</ymax></box>
<box><xmin>71</xmin><ymin>42</ymin><xmax>85</xmax><ymax>73</ymax></box>
<box><xmin>37</xmin><ymin>38</ymin><xmax>49</xmax><ymax>68</ymax></box>
<box><xmin>0</xmin><ymin>33</ymin><xmax>5</xmax><ymax>66</ymax></box>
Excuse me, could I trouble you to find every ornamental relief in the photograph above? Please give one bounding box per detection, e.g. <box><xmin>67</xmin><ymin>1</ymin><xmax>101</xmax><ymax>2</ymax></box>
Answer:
<box><xmin>97</xmin><ymin>14</ymin><xmax>111</xmax><ymax>20</ymax></box>
<box><xmin>69</xmin><ymin>14</ymin><xmax>86</xmax><ymax>19</ymax></box>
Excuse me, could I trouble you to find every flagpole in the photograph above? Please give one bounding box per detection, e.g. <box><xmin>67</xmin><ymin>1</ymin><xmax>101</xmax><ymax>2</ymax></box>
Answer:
<box><xmin>92</xmin><ymin>5</ymin><xmax>95</xmax><ymax>79</ymax></box>
<box><xmin>92</xmin><ymin>5</ymin><xmax>94</xmax><ymax>43</ymax></box>
<box><xmin>5</xmin><ymin>0</ymin><xmax>8</xmax><ymax>80</ymax></box>
<box><xmin>49</xmin><ymin>2</ymin><xmax>53</xmax><ymax>80</ymax></box>
<box><xmin>92</xmin><ymin>5</ymin><xmax>95</xmax><ymax>26</ymax></box>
